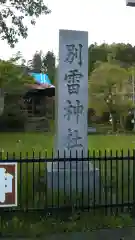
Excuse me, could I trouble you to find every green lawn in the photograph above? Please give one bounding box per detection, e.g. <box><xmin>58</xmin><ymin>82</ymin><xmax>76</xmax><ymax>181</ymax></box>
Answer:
<box><xmin>0</xmin><ymin>133</ymin><xmax>135</xmax><ymax>157</ymax></box>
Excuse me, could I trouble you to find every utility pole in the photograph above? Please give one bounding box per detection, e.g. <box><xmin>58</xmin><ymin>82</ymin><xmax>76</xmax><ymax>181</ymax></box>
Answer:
<box><xmin>126</xmin><ymin>1</ymin><xmax>135</xmax><ymax>131</ymax></box>
<box><xmin>132</xmin><ymin>70</ymin><xmax>135</xmax><ymax>131</ymax></box>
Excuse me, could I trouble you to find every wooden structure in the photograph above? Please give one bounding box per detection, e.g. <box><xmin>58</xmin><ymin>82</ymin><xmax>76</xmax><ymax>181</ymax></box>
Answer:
<box><xmin>23</xmin><ymin>83</ymin><xmax>55</xmax><ymax>132</ymax></box>
<box><xmin>24</xmin><ymin>83</ymin><xmax>55</xmax><ymax>117</ymax></box>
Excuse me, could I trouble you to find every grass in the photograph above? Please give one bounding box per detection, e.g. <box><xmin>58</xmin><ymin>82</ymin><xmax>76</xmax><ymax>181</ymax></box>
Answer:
<box><xmin>0</xmin><ymin>132</ymin><xmax>135</xmax><ymax>157</ymax></box>
<box><xmin>0</xmin><ymin>132</ymin><xmax>135</xmax><ymax>236</ymax></box>
<box><xmin>0</xmin><ymin>212</ymin><xmax>134</xmax><ymax>237</ymax></box>
<box><xmin>0</xmin><ymin>132</ymin><xmax>53</xmax><ymax>158</ymax></box>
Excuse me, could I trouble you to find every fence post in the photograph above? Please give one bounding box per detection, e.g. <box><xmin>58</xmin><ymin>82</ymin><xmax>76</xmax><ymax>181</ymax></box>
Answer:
<box><xmin>132</xmin><ymin>149</ymin><xmax>135</xmax><ymax>217</ymax></box>
<box><xmin>0</xmin><ymin>208</ymin><xmax>4</xmax><ymax>237</ymax></box>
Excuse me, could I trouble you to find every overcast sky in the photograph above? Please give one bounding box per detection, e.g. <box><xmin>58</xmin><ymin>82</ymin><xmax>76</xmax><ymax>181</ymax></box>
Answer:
<box><xmin>0</xmin><ymin>0</ymin><xmax>135</xmax><ymax>62</ymax></box>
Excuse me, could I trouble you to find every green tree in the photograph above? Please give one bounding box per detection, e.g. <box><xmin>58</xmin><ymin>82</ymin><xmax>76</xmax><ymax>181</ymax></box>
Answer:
<box><xmin>0</xmin><ymin>0</ymin><xmax>51</xmax><ymax>47</ymax></box>
<box><xmin>89</xmin><ymin>62</ymin><xmax>132</xmax><ymax>132</ymax></box>
<box><xmin>28</xmin><ymin>51</ymin><xmax>42</xmax><ymax>73</ymax></box>
<box><xmin>88</xmin><ymin>43</ymin><xmax>135</xmax><ymax>76</ymax></box>
<box><xmin>0</xmin><ymin>59</ymin><xmax>34</xmax><ymax>93</ymax></box>
<box><xmin>0</xmin><ymin>59</ymin><xmax>34</xmax><ymax>115</ymax></box>
<box><xmin>43</xmin><ymin>51</ymin><xmax>56</xmax><ymax>84</ymax></box>
<box><xmin>88</xmin><ymin>43</ymin><xmax>108</xmax><ymax>76</ymax></box>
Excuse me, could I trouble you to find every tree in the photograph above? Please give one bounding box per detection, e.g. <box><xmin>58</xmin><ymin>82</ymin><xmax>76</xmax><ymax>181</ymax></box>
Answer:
<box><xmin>0</xmin><ymin>59</ymin><xmax>34</xmax><ymax>115</ymax></box>
<box><xmin>0</xmin><ymin>0</ymin><xmax>51</xmax><ymax>47</ymax></box>
<box><xmin>89</xmin><ymin>61</ymin><xmax>132</xmax><ymax>132</ymax></box>
<box><xmin>0</xmin><ymin>59</ymin><xmax>34</xmax><ymax>93</ymax></box>
<box><xmin>43</xmin><ymin>51</ymin><xmax>56</xmax><ymax>84</ymax></box>
<box><xmin>88</xmin><ymin>43</ymin><xmax>108</xmax><ymax>76</ymax></box>
<box><xmin>88</xmin><ymin>43</ymin><xmax>135</xmax><ymax>76</ymax></box>
<box><xmin>28</xmin><ymin>51</ymin><xmax>42</xmax><ymax>73</ymax></box>
<box><xmin>27</xmin><ymin>50</ymin><xmax>56</xmax><ymax>84</ymax></box>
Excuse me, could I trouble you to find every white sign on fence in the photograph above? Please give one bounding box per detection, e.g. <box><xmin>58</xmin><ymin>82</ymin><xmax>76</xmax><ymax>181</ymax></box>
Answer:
<box><xmin>55</xmin><ymin>29</ymin><xmax>88</xmax><ymax>158</ymax></box>
<box><xmin>0</xmin><ymin>163</ymin><xmax>17</xmax><ymax>207</ymax></box>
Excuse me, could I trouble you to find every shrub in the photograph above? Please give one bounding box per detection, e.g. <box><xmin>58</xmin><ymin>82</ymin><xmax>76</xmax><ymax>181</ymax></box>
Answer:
<box><xmin>0</xmin><ymin>102</ymin><xmax>27</xmax><ymax>131</ymax></box>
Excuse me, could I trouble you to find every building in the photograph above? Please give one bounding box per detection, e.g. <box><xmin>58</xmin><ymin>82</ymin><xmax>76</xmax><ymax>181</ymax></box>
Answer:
<box><xmin>24</xmin><ymin>72</ymin><xmax>55</xmax><ymax>117</ymax></box>
<box><xmin>23</xmin><ymin>73</ymin><xmax>55</xmax><ymax>132</ymax></box>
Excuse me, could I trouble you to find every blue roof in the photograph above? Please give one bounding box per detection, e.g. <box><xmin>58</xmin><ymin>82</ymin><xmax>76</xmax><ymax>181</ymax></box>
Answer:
<box><xmin>30</xmin><ymin>72</ymin><xmax>51</xmax><ymax>85</ymax></box>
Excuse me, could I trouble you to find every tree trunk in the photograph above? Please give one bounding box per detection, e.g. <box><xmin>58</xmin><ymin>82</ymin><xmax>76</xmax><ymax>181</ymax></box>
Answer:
<box><xmin>111</xmin><ymin>114</ymin><xmax>117</xmax><ymax>132</ymax></box>
<box><xmin>120</xmin><ymin>115</ymin><xmax>125</xmax><ymax>131</ymax></box>
<box><xmin>0</xmin><ymin>89</ymin><xmax>4</xmax><ymax>116</ymax></box>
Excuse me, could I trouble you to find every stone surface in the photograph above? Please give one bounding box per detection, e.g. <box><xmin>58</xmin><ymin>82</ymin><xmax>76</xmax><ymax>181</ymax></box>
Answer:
<box><xmin>47</xmin><ymin>161</ymin><xmax>100</xmax><ymax>206</ymax></box>
<box><xmin>54</xmin><ymin>29</ymin><xmax>88</xmax><ymax>160</ymax></box>
<box><xmin>47</xmin><ymin>29</ymin><xmax>99</xmax><ymax>197</ymax></box>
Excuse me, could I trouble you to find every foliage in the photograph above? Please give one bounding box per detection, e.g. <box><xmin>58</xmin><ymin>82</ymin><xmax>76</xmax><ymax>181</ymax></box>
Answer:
<box><xmin>9</xmin><ymin>51</ymin><xmax>26</xmax><ymax>65</ymax></box>
<box><xmin>0</xmin><ymin>59</ymin><xmax>34</xmax><ymax>120</ymax></box>
<box><xmin>0</xmin><ymin>213</ymin><xmax>133</xmax><ymax>237</ymax></box>
<box><xmin>28</xmin><ymin>50</ymin><xmax>56</xmax><ymax>83</ymax></box>
<box><xmin>0</xmin><ymin>0</ymin><xmax>51</xmax><ymax>47</ymax></box>
<box><xmin>0</xmin><ymin>59</ymin><xmax>34</xmax><ymax>94</ymax></box>
<box><xmin>43</xmin><ymin>51</ymin><xmax>56</xmax><ymax>84</ymax></box>
<box><xmin>88</xmin><ymin>43</ymin><xmax>135</xmax><ymax>131</ymax></box>
<box><xmin>28</xmin><ymin>51</ymin><xmax>42</xmax><ymax>73</ymax></box>
<box><xmin>0</xmin><ymin>101</ymin><xmax>27</xmax><ymax>130</ymax></box>
<box><xmin>89</xmin><ymin>62</ymin><xmax>132</xmax><ymax>131</ymax></box>
<box><xmin>88</xmin><ymin>43</ymin><xmax>108</xmax><ymax>76</ymax></box>
<box><xmin>88</xmin><ymin>43</ymin><xmax>135</xmax><ymax>76</ymax></box>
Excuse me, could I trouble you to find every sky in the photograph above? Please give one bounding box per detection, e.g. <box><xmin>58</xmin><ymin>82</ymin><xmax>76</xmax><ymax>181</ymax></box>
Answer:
<box><xmin>0</xmin><ymin>0</ymin><xmax>135</xmax><ymax>62</ymax></box>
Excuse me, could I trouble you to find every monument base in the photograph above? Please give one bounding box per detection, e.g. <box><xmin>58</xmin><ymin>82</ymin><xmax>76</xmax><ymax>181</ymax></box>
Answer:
<box><xmin>47</xmin><ymin>161</ymin><xmax>102</xmax><ymax>207</ymax></box>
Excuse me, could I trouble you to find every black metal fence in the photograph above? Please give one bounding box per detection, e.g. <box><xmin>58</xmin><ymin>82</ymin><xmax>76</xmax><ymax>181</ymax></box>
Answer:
<box><xmin>1</xmin><ymin>149</ymin><xmax>135</xmax><ymax>215</ymax></box>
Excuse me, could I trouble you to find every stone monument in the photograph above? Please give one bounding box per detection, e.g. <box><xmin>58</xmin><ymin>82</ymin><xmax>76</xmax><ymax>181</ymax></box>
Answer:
<box><xmin>47</xmin><ymin>29</ymin><xmax>99</xmax><ymax>204</ymax></box>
